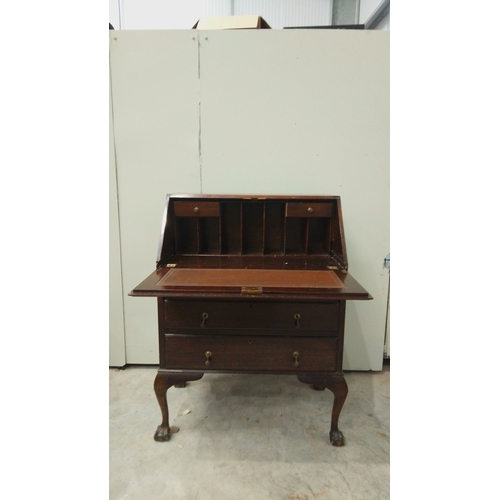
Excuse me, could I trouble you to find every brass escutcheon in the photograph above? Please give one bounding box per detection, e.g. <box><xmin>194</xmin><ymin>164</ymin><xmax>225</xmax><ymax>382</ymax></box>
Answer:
<box><xmin>200</xmin><ymin>312</ymin><xmax>208</xmax><ymax>327</ymax></box>
<box><xmin>294</xmin><ymin>313</ymin><xmax>301</xmax><ymax>329</ymax></box>
<box><xmin>293</xmin><ymin>351</ymin><xmax>299</xmax><ymax>367</ymax></box>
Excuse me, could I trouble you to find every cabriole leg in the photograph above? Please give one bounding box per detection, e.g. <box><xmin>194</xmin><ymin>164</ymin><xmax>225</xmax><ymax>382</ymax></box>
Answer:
<box><xmin>153</xmin><ymin>372</ymin><xmax>203</xmax><ymax>442</ymax></box>
<box><xmin>298</xmin><ymin>374</ymin><xmax>348</xmax><ymax>446</ymax></box>
<box><xmin>325</xmin><ymin>375</ymin><xmax>348</xmax><ymax>446</ymax></box>
<box><xmin>153</xmin><ymin>373</ymin><xmax>171</xmax><ymax>442</ymax></box>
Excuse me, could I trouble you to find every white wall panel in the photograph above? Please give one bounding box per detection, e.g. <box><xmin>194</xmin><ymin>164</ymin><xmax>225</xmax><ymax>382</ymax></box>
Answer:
<box><xmin>110</xmin><ymin>29</ymin><xmax>389</xmax><ymax>369</ymax></box>
<box><xmin>109</xmin><ymin>31</ymin><xmax>201</xmax><ymax>363</ymax></box>
<box><xmin>199</xmin><ymin>30</ymin><xmax>389</xmax><ymax>370</ymax></box>
<box><xmin>109</xmin><ymin>80</ymin><xmax>126</xmax><ymax>367</ymax></box>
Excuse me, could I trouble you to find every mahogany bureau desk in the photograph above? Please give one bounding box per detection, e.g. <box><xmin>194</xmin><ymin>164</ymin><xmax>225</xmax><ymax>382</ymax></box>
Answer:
<box><xmin>130</xmin><ymin>194</ymin><xmax>371</xmax><ymax>446</ymax></box>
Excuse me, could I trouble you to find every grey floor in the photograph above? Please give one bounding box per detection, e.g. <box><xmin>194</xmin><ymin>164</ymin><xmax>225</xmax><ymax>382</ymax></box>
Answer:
<box><xmin>110</xmin><ymin>365</ymin><xmax>389</xmax><ymax>500</ymax></box>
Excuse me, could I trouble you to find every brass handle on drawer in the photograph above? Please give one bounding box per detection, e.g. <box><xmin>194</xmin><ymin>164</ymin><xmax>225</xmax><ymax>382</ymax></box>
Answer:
<box><xmin>194</xmin><ymin>206</ymin><xmax>199</xmax><ymax>213</ymax></box>
<box><xmin>293</xmin><ymin>351</ymin><xmax>299</xmax><ymax>367</ymax></box>
<box><xmin>205</xmin><ymin>351</ymin><xmax>212</xmax><ymax>366</ymax></box>
<box><xmin>200</xmin><ymin>312</ymin><xmax>208</xmax><ymax>328</ymax></box>
<box><xmin>307</xmin><ymin>207</ymin><xmax>313</xmax><ymax>213</ymax></box>
<box><xmin>294</xmin><ymin>313</ymin><xmax>301</xmax><ymax>329</ymax></box>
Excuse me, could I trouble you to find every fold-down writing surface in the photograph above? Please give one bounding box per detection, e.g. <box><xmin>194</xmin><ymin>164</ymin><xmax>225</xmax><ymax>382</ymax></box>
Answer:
<box><xmin>156</xmin><ymin>269</ymin><xmax>345</xmax><ymax>289</ymax></box>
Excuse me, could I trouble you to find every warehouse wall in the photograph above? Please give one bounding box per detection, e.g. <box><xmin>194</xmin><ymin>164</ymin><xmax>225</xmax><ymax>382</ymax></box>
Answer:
<box><xmin>109</xmin><ymin>0</ymin><xmax>390</xmax><ymax>30</ymax></box>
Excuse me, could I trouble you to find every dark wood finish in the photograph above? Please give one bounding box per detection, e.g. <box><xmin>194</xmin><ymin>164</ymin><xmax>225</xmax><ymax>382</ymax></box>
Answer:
<box><xmin>153</xmin><ymin>372</ymin><xmax>204</xmax><ymax>441</ymax></box>
<box><xmin>286</xmin><ymin>202</ymin><xmax>333</xmax><ymax>217</ymax></box>
<box><xmin>132</xmin><ymin>261</ymin><xmax>370</xmax><ymax>300</ymax></box>
<box><xmin>164</xmin><ymin>335</ymin><xmax>338</xmax><ymax>372</ymax></box>
<box><xmin>174</xmin><ymin>201</ymin><xmax>220</xmax><ymax>217</ymax></box>
<box><xmin>297</xmin><ymin>374</ymin><xmax>348</xmax><ymax>446</ymax></box>
<box><xmin>162</xmin><ymin>300</ymin><xmax>340</xmax><ymax>334</ymax></box>
<box><xmin>130</xmin><ymin>195</ymin><xmax>371</xmax><ymax>446</ymax></box>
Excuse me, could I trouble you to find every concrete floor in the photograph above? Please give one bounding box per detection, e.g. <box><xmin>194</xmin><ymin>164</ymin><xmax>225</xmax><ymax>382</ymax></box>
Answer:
<box><xmin>110</xmin><ymin>365</ymin><xmax>389</xmax><ymax>500</ymax></box>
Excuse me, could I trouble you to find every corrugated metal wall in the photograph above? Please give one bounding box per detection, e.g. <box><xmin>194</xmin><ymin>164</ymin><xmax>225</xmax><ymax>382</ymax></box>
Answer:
<box><xmin>233</xmin><ymin>0</ymin><xmax>333</xmax><ymax>28</ymax></box>
<box><xmin>200</xmin><ymin>0</ymin><xmax>231</xmax><ymax>17</ymax></box>
<box><xmin>117</xmin><ymin>0</ymin><xmax>339</xmax><ymax>29</ymax></box>
<box><xmin>111</xmin><ymin>0</ymin><xmax>398</xmax><ymax>30</ymax></box>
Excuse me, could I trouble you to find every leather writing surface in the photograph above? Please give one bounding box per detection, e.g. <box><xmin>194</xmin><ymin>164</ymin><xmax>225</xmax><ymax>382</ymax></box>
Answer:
<box><xmin>157</xmin><ymin>268</ymin><xmax>345</xmax><ymax>289</ymax></box>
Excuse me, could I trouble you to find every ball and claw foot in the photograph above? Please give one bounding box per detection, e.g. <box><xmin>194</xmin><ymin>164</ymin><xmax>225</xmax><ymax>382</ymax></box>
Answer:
<box><xmin>330</xmin><ymin>430</ymin><xmax>345</xmax><ymax>447</ymax></box>
<box><xmin>154</xmin><ymin>425</ymin><xmax>171</xmax><ymax>442</ymax></box>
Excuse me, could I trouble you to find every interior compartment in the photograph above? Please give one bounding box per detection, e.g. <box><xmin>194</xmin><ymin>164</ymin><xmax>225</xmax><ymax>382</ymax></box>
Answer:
<box><xmin>199</xmin><ymin>217</ymin><xmax>220</xmax><ymax>254</ymax></box>
<box><xmin>171</xmin><ymin>198</ymin><xmax>336</xmax><ymax>258</ymax></box>
<box><xmin>221</xmin><ymin>203</ymin><xmax>242</xmax><ymax>254</ymax></box>
<box><xmin>264</xmin><ymin>202</ymin><xmax>285</xmax><ymax>254</ymax></box>
<box><xmin>308</xmin><ymin>217</ymin><xmax>331</xmax><ymax>255</ymax></box>
<box><xmin>285</xmin><ymin>218</ymin><xmax>307</xmax><ymax>254</ymax></box>
<box><xmin>175</xmin><ymin>218</ymin><xmax>198</xmax><ymax>254</ymax></box>
<box><xmin>242</xmin><ymin>203</ymin><xmax>264</xmax><ymax>254</ymax></box>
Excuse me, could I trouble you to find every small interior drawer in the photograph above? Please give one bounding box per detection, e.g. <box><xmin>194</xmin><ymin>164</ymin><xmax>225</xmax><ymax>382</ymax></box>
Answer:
<box><xmin>164</xmin><ymin>334</ymin><xmax>338</xmax><ymax>372</ymax></box>
<box><xmin>174</xmin><ymin>201</ymin><xmax>220</xmax><ymax>217</ymax></box>
<box><xmin>286</xmin><ymin>202</ymin><xmax>333</xmax><ymax>218</ymax></box>
<box><xmin>163</xmin><ymin>300</ymin><xmax>339</xmax><ymax>334</ymax></box>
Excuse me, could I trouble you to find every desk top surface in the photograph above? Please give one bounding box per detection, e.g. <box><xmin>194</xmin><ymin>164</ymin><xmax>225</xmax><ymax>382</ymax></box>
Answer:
<box><xmin>131</xmin><ymin>256</ymin><xmax>371</xmax><ymax>300</ymax></box>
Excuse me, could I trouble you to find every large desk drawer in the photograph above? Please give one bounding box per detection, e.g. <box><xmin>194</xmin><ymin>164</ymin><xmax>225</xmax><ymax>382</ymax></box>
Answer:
<box><xmin>163</xmin><ymin>300</ymin><xmax>339</xmax><ymax>334</ymax></box>
<box><xmin>164</xmin><ymin>335</ymin><xmax>338</xmax><ymax>372</ymax></box>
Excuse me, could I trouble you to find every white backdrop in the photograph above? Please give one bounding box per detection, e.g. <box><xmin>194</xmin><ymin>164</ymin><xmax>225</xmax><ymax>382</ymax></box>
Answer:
<box><xmin>109</xmin><ymin>29</ymin><xmax>389</xmax><ymax>370</ymax></box>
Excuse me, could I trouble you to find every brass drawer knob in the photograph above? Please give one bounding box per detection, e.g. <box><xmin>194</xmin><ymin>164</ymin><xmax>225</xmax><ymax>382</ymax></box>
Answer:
<box><xmin>194</xmin><ymin>206</ymin><xmax>199</xmax><ymax>213</ymax></box>
<box><xmin>294</xmin><ymin>313</ymin><xmax>301</xmax><ymax>329</ymax></box>
<box><xmin>200</xmin><ymin>312</ymin><xmax>208</xmax><ymax>327</ymax></box>
<box><xmin>293</xmin><ymin>351</ymin><xmax>299</xmax><ymax>367</ymax></box>
<box><xmin>307</xmin><ymin>207</ymin><xmax>313</xmax><ymax>213</ymax></box>
<box><xmin>205</xmin><ymin>351</ymin><xmax>212</xmax><ymax>366</ymax></box>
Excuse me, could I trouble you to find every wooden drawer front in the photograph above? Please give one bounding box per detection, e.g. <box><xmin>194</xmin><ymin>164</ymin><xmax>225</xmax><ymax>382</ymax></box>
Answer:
<box><xmin>174</xmin><ymin>201</ymin><xmax>220</xmax><ymax>217</ymax></box>
<box><xmin>164</xmin><ymin>300</ymin><xmax>339</xmax><ymax>334</ymax></box>
<box><xmin>286</xmin><ymin>202</ymin><xmax>332</xmax><ymax>218</ymax></box>
<box><xmin>164</xmin><ymin>335</ymin><xmax>337</xmax><ymax>372</ymax></box>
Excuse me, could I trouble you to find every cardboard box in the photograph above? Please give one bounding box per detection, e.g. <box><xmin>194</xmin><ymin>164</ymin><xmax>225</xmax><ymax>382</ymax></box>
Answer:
<box><xmin>192</xmin><ymin>15</ymin><xmax>271</xmax><ymax>30</ymax></box>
